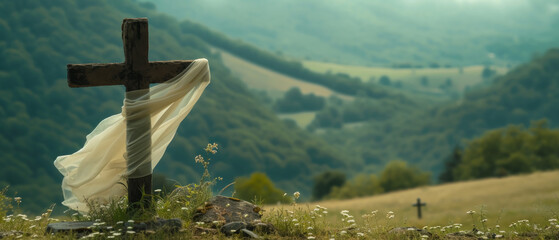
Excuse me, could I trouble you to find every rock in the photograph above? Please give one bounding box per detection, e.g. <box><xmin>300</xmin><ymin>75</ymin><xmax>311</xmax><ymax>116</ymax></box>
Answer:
<box><xmin>46</xmin><ymin>221</ymin><xmax>94</xmax><ymax>234</ymax></box>
<box><xmin>193</xmin><ymin>195</ymin><xmax>262</xmax><ymax>224</ymax></box>
<box><xmin>388</xmin><ymin>227</ymin><xmax>432</xmax><ymax>238</ymax></box>
<box><xmin>240</xmin><ymin>228</ymin><xmax>260</xmax><ymax>239</ymax></box>
<box><xmin>248</xmin><ymin>221</ymin><xmax>276</xmax><ymax>234</ymax></box>
<box><xmin>220</xmin><ymin>221</ymin><xmax>248</xmax><ymax>236</ymax></box>
<box><xmin>45</xmin><ymin>218</ymin><xmax>181</xmax><ymax>236</ymax></box>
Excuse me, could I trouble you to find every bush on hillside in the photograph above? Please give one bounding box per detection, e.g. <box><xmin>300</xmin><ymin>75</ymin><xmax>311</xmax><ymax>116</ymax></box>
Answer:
<box><xmin>234</xmin><ymin>172</ymin><xmax>291</xmax><ymax>204</ymax></box>
<box><xmin>312</xmin><ymin>170</ymin><xmax>346</xmax><ymax>200</ymax></box>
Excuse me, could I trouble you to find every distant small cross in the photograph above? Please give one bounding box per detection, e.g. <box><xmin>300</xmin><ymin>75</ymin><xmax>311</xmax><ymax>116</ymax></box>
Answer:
<box><xmin>412</xmin><ymin>198</ymin><xmax>426</xmax><ymax>219</ymax></box>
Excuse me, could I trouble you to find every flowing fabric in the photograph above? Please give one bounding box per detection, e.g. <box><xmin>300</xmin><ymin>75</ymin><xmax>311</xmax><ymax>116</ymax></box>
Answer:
<box><xmin>54</xmin><ymin>58</ymin><xmax>211</xmax><ymax>212</ymax></box>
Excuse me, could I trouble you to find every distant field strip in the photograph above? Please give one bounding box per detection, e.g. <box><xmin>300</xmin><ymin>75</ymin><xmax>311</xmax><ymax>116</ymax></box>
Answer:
<box><xmin>278</xmin><ymin>111</ymin><xmax>316</xmax><ymax>128</ymax></box>
<box><xmin>212</xmin><ymin>48</ymin><xmax>354</xmax><ymax>100</ymax></box>
<box><xmin>303</xmin><ymin>61</ymin><xmax>509</xmax><ymax>92</ymax></box>
<box><xmin>268</xmin><ymin>171</ymin><xmax>559</xmax><ymax>227</ymax></box>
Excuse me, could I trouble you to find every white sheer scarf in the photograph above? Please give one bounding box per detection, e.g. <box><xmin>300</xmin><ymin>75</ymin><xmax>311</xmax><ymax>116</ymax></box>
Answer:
<box><xmin>54</xmin><ymin>58</ymin><xmax>211</xmax><ymax>212</ymax></box>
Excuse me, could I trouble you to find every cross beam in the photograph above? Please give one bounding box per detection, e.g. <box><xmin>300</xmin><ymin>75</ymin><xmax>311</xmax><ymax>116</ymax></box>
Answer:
<box><xmin>412</xmin><ymin>198</ymin><xmax>426</xmax><ymax>219</ymax></box>
<box><xmin>67</xmin><ymin>18</ymin><xmax>192</xmax><ymax>215</ymax></box>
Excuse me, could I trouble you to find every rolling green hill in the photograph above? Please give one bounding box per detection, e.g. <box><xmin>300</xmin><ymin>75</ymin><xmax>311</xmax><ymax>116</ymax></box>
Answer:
<box><xmin>0</xmin><ymin>0</ymin><xmax>354</xmax><ymax>213</ymax></box>
<box><xmin>319</xmin><ymin>48</ymin><xmax>559</xmax><ymax>175</ymax></box>
<box><xmin>273</xmin><ymin>170</ymin><xmax>559</xmax><ymax>228</ymax></box>
<box><xmin>143</xmin><ymin>0</ymin><xmax>559</xmax><ymax>67</ymax></box>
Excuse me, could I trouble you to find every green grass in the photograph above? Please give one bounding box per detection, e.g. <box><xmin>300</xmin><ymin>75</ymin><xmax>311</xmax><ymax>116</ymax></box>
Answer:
<box><xmin>2</xmin><ymin>164</ymin><xmax>558</xmax><ymax>239</ymax></box>
<box><xmin>268</xmin><ymin>170</ymin><xmax>559</xmax><ymax>234</ymax></box>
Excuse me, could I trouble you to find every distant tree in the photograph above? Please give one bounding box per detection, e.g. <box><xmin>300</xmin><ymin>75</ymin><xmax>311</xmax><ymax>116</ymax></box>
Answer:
<box><xmin>312</xmin><ymin>170</ymin><xmax>346</xmax><ymax>200</ymax></box>
<box><xmin>235</xmin><ymin>172</ymin><xmax>291</xmax><ymax>204</ymax></box>
<box><xmin>274</xmin><ymin>87</ymin><xmax>325</xmax><ymax>113</ymax></box>
<box><xmin>379</xmin><ymin>160</ymin><xmax>431</xmax><ymax>192</ymax></box>
<box><xmin>429</xmin><ymin>62</ymin><xmax>440</xmax><ymax>68</ymax></box>
<box><xmin>482</xmin><ymin>65</ymin><xmax>496</xmax><ymax>79</ymax></box>
<box><xmin>420</xmin><ymin>76</ymin><xmax>429</xmax><ymax>87</ymax></box>
<box><xmin>438</xmin><ymin>146</ymin><xmax>462</xmax><ymax>183</ymax></box>
<box><xmin>327</xmin><ymin>174</ymin><xmax>383</xmax><ymax>200</ymax></box>
<box><xmin>379</xmin><ymin>75</ymin><xmax>391</xmax><ymax>86</ymax></box>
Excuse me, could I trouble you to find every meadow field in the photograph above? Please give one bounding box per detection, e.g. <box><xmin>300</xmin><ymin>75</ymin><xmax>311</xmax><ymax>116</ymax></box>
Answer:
<box><xmin>303</xmin><ymin>61</ymin><xmax>509</xmax><ymax>99</ymax></box>
<box><xmin>266</xmin><ymin>170</ymin><xmax>559</xmax><ymax>230</ymax></box>
<box><xmin>213</xmin><ymin>48</ymin><xmax>354</xmax><ymax>101</ymax></box>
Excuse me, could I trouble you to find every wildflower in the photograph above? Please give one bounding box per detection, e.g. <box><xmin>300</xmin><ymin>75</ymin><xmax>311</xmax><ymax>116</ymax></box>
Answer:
<box><xmin>205</xmin><ymin>143</ymin><xmax>218</xmax><ymax>154</ymax></box>
<box><xmin>357</xmin><ymin>232</ymin><xmax>365</xmax><ymax>237</ymax></box>
<box><xmin>294</xmin><ymin>192</ymin><xmax>300</xmax><ymax>199</ymax></box>
<box><xmin>113</xmin><ymin>232</ymin><xmax>122</xmax><ymax>236</ymax></box>
<box><xmin>467</xmin><ymin>210</ymin><xmax>475</xmax><ymax>215</ymax></box>
<box><xmin>14</xmin><ymin>197</ymin><xmax>22</xmax><ymax>204</ymax></box>
<box><xmin>127</xmin><ymin>219</ymin><xmax>134</xmax><ymax>223</ymax></box>
<box><xmin>323</xmin><ymin>211</ymin><xmax>328</xmax><ymax>214</ymax></box>
<box><xmin>195</xmin><ymin>155</ymin><xmax>204</xmax><ymax>163</ymax></box>
<box><xmin>196</xmin><ymin>222</ymin><xmax>205</xmax><ymax>225</ymax></box>
<box><xmin>126</xmin><ymin>230</ymin><xmax>136</xmax><ymax>234</ymax></box>
<box><xmin>421</xmin><ymin>235</ymin><xmax>429</xmax><ymax>239</ymax></box>
<box><xmin>154</xmin><ymin>189</ymin><xmax>162</xmax><ymax>193</ymax></box>
<box><xmin>340</xmin><ymin>230</ymin><xmax>347</xmax><ymax>235</ymax></box>
<box><xmin>495</xmin><ymin>235</ymin><xmax>503</xmax><ymax>238</ymax></box>
<box><xmin>308</xmin><ymin>236</ymin><xmax>316</xmax><ymax>239</ymax></box>
<box><xmin>116</xmin><ymin>221</ymin><xmax>123</xmax><ymax>225</ymax></box>
<box><xmin>347</xmin><ymin>219</ymin><xmax>355</xmax><ymax>223</ymax></box>
<box><xmin>181</xmin><ymin>207</ymin><xmax>188</xmax><ymax>210</ymax></box>
<box><xmin>307</xmin><ymin>227</ymin><xmax>313</xmax><ymax>230</ymax></box>
<box><xmin>292</xmin><ymin>218</ymin><xmax>298</xmax><ymax>222</ymax></box>
<box><xmin>230</xmin><ymin>230</ymin><xmax>237</xmax><ymax>233</ymax></box>
<box><xmin>481</xmin><ymin>219</ymin><xmax>488</xmax><ymax>223</ymax></box>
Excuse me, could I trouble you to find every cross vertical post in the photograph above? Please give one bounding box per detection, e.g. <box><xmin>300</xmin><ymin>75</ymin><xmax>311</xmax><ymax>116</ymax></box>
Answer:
<box><xmin>66</xmin><ymin>18</ymin><xmax>195</xmax><ymax>217</ymax></box>
<box><xmin>122</xmin><ymin>18</ymin><xmax>153</xmax><ymax>215</ymax></box>
<box><xmin>412</xmin><ymin>198</ymin><xmax>426</xmax><ymax>219</ymax></box>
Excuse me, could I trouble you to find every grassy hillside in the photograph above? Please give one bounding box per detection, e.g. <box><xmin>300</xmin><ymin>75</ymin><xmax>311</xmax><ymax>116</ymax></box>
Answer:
<box><xmin>143</xmin><ymin>0</ymin><xmax>559</xmax><ymax>67</ymax></box>
<box><xmin>319</xmin><ymin>48</ymin><xmax>559</xmax><ymax>175</ymax></box>
<box><xmin>271</xmin><ymin>170</ymin><xmax>559</xmax><ymax>228</ymax></box>
<box><xmin>214</xmin><ymin>48</ymin><xmax>353</xmax><ymax>101</ymax></box>
<box><xmin>304</xmin><ymin>61</ymin><xmax>509</xmax><ymax>101</ymax></box>
<box><xmin>0</xmin><ymin>0</ymin><xmax>353</xmax><ymax>214</ymax></box>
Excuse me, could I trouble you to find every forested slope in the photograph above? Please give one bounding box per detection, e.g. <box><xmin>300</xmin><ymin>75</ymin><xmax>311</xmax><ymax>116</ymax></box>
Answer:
<box><xmin>0</xmin><ymin>0</ymin><xmax>351</xmax><ymax>213</ymax></box>
<box><xmin>328</xmin><ymin>49</ymin><xmax>559</xmax><ymax>174</ymax></box>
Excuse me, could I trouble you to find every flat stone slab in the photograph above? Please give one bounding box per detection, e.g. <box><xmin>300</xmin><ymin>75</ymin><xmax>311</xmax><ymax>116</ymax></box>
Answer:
<box><xmin>46</xmin><ymin>221</ymin><xmax>94</xmax><ymax>234</ymax></box>
<box><xmin>46</xmin><ymin>218</ymin><xmax>182</xmax><ymax>235</ymax></box>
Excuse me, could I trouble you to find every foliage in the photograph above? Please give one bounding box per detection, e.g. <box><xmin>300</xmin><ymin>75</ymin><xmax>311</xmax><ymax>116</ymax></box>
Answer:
<box><xmin>234</xmin><ymin>172</ymin><xmax>291</xmax><ymax>204</ymax></box>
<box><xmin>452</xmin><ymin>119</ymin><xmax>559</xmax><ymax>180</ymax></box>
<box><xmin>311</xmin><ymin>170</ymin><xmax>346</xmax><ymax>200</ymax></box>
<box><xmin>318</xmin><ymin>48</ymin><xmax>559</xmax><ymax>178</ymax></box>
<box><xmin>379</xmin><ymin>160</ymin><xmax>431</xmax><ymax>192</ymax></box>
<box><xmin>273</xmin><ymin>87</ymin><xmax>325</xmax><ymax>113</ymax></box>
<box><xmin>327</xmin><ymin>174</ymin><xmax>383</xmax><ymax>200</ymax></box>
<box><xmin>179</xmin><ymin>19</ymin><xmax>396</xmax><ymax>98</ymax></box>
<box><xmin>147</xmin><ymin>0</ymin><xmax>559</xmax><ymax>67</ymax></box>
<box><xmin>0</xmin><ymin>0</ymin><xmax>350</xmax><ymax>214</ymax></box>
<box><xmin>438</xmin><ymin>146</ymin><xmax>463</xmax><ymax>183</ymax></box>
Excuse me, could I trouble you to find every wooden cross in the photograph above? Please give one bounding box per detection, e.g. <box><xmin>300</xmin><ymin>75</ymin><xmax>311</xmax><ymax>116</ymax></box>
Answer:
<box><xmin>67</xmin><ymin>18</ymin><xmax>193</xmax><ymax>214</ymax></box>
<box><xmin>412</xmin><ymin>198</ymin><xmax>426</xmax><ymax>219</ymax></box>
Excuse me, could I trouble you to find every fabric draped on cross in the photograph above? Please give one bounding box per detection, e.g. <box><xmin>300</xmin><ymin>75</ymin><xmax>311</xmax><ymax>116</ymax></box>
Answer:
<box><xmin>54</xmin><ymin>59</ymin><xmax>211</xmax><ymax>212</ymax></box>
